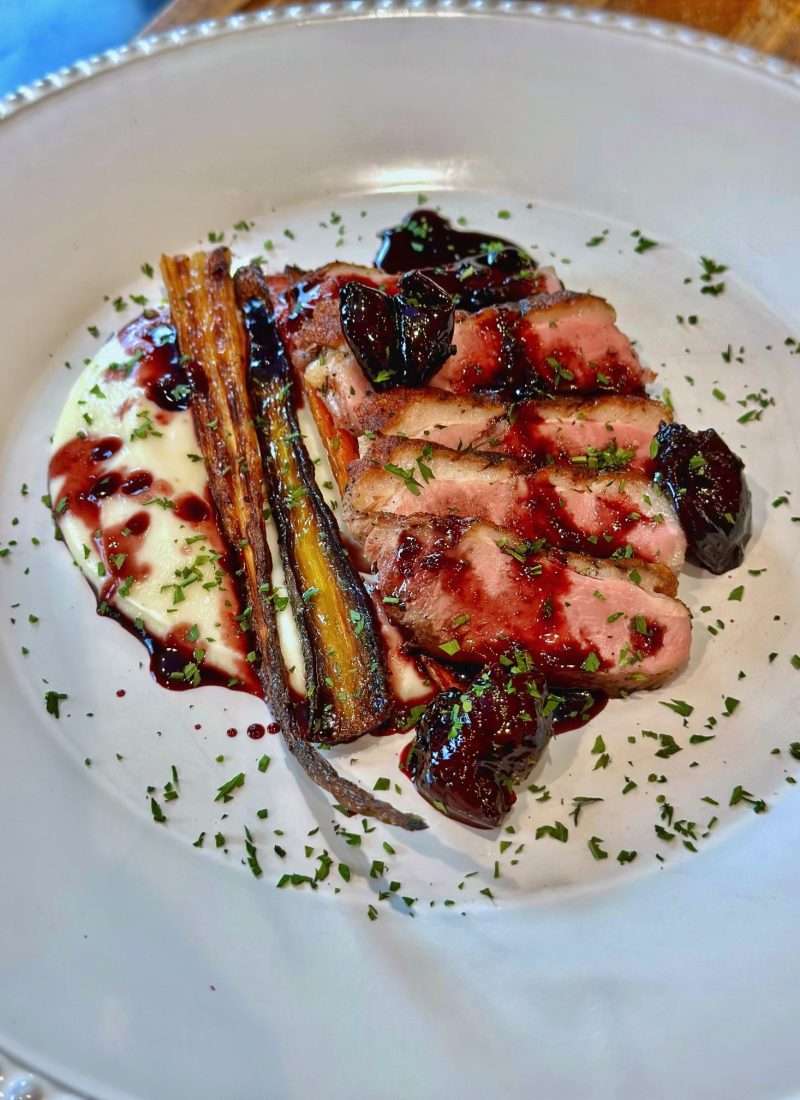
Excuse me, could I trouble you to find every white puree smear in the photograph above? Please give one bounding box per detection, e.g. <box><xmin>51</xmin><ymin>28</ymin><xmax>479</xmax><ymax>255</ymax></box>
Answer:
<box><xmin>48</xmin><ymin>314</ymin><xmax>432</xmax><ymax>704</ymax></box>
<box><xmin>49</xmin><ymin>321</ymin><xmax>306</xmax><ymax>693</ymax></box>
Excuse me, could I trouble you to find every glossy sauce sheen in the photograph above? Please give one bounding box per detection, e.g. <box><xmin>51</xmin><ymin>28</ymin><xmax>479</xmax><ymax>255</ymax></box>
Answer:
<box><xmin>446</xmin><ymin>306</ymin><xmax>642</xmax><ymax>399</ymax></box>
<box><xmin>512</xmin><ymin>476</ymin><xmax>651</xmax><ymax>559</ymax></box>
<box><xmin>374</xmin><ymin>209</ymin><xmax>520</xmax><ymax>273</ymax></box>
<box><xmin>117</xmin><ymin>311</ymin><xmax>192</xmax><ymax>412</ymax></box>
<box><xmin>280</xmin><ymin>271</ymin><xmax>380</xmax><ymax>343</ymax></box>
<box><xmin>383</xmin><ymin>522</ymin><xmax>665</xmax><ymax>672</ymax></box>
<box><xmin>280</xmin><ymin>218</ymin><xmax>544</xmax><ymax>362</ymax></box>
<box><xmin>418</xmin><ymin>249</ymin><xmax>552</xmax><ymax>312</ymax></box>
<box><xmin>51</xmin><ymin>212</ymin><xmax>665</xmax><ymax>809</ymax></box>
<box><xmin>401</xmin><ymin>677</ymin><xmax>607</xmax><ymax>824</ymax></box>
<box><xmin>389</xmin><ymin>526</ymin><xmax>588</xmax><ymax>670</ymax></box>
<box><xmin>498</xmin><ymin>404</ymin><xmax>657</xmax><ymax>474</ymax></box>
<box><xmin>340</xmin><ymin>270</ymin><xmax>456</xmax><ymax>390</ymax></box>
<box><xmin>552</xmin><ymin>689</ymin><xmax>608</xmax><ymax>734</ymax></box>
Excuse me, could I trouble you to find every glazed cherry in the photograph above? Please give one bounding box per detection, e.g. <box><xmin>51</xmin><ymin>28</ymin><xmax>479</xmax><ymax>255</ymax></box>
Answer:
<box><xmin>403</xmin><ymin>657</ymin><xmax>554</xmax><ymax>829</ymax></box>
<box><xmin>340</xmin><ymin>271</ymin><xmax>455</xmax><ymax>390</ymax></box>
<box><xmin>652</xmin><ymin>422</ymin><xmax>751</xmax><ymax>574</ymax></box>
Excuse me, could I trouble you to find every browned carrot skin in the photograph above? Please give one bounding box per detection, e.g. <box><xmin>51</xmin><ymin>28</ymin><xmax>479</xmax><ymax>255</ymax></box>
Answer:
<box><xmin>303</xmin><ymin>384</ymin><xmax>360</xmax><ymax>495</ymax></box>
<box><xmin>161</xmin><ymin>248</ymin><xmax>425</xmax><ymax>830</ymax></box>
<box><xmin>234</xmin><ymin>264</ymin><xmax>393</xmax><ymax>743</ymax></box>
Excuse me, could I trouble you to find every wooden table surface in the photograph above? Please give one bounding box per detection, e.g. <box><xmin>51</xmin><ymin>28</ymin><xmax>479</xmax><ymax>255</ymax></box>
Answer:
<box><xmin>145</xmin><ymin>0</ymin><xmax>800</xmax><ymax>62</ymax></box>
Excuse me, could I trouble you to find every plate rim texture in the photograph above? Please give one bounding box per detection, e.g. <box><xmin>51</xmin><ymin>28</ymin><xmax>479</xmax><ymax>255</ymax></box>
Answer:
<box><xmin>1</xmin><ymin>0</ymin><xmax>798</xmax><ymax>124</ymax></box>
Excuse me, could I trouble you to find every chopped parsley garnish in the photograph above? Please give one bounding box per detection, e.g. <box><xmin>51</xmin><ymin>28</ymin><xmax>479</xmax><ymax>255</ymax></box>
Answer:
<box><xmin>569</xmin><ymin>796</ymin><xmax>603</xmax><ymax>825</ymax></box>
<box><xmin>383</xmin><ymin>462</ymin><xmax>421</xmax><ymax>496</ymax></box>
<box><xmin>215</xmin><ymin>772</ymin><xmax>245</xmax><ymax>802</ymax></box>
<box><xmin>660</xmin><ymin>698</ymin><xmax>694</xmax><ymax>717</ymax></box>
<box><xmin>587</xmin><ymin>836</ymin><xmax>608</xmax><ymax>860</ymax></box>
<box><xmin>699</xmin><ymin>255</ymin><xmax>728</xmax><ymax>296</ymax></box>
<box><xmin>632</xmin><ymin>231</ymin><xmax>658</xmax><ymax>254</ymax></box>
<box><xmin>729</xmin><ymin>785</ymin><xmax>767</xmax><ymax>813</ymax></box>
<box><xmin>581</xmin><ymin>651</ymin><xmax>601</xmax><ymax>673</ymax></box>
<box><xmin>244</xmin><ymin>826</ymin><xmax>262</xmax><ymax>878</ymax></box>
<box><xmin>585</xmin><ymin>230</ymin><xmax>608</xmax><ymax>247</ymax></box>
<box><xmin>44</xmin><ymin>690</ymin><xmax>67</xmax><ymax>717</ymax></box>
<box><xmin>655</xmin><ymin>734</ymin><xmax>682</xmax><ymax>759</ymax></box>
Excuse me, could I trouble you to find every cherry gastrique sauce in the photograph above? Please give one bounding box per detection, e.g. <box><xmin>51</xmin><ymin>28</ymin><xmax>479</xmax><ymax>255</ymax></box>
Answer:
<box><xmin>374</xmin><ymin>209</ymin><xmax>520</xmax><ymax>273</ymax></box>
<box><xmin>117</xmin><ymin>310</ymin><xmax>192</xmax><ymax>412</ymax></box>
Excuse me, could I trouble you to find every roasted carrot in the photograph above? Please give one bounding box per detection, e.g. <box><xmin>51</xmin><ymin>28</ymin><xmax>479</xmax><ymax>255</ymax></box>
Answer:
<box><xmin>302</xmin><ymin>384</ymin><xmax>360</xmax><ymax>495</ymax></box>
<box><xmin>234</xmin><ymin>264</ymin><xmax>392</xmax><ymax>742</ymax></box>
<box><xmin>161</xmin><ymin>247</ymin><xmax>424</xmax><ymax>830</ymax></box>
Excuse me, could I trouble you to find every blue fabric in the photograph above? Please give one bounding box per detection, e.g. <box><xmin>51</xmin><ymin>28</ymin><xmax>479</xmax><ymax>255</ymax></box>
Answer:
<box><xmin>0</xmin><ymin>0</ymin><xmax>165</xmax><ymax>97</ymax></box>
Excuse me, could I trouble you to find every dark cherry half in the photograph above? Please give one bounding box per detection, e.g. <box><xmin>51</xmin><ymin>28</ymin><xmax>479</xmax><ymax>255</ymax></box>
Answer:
<box><xmin>652</xmin><ymin>421</ymin><xmax>751</xmax><ymax>574</ymax></box>
<box><xmin>340</xmin><ymin>271</ymin><xmax>455</xmax><ymax>390</ymax></box>
<box><xmin>402</xmin><ymin>657</ymin><xmax>554</xmax><ymax>829</ymax></box>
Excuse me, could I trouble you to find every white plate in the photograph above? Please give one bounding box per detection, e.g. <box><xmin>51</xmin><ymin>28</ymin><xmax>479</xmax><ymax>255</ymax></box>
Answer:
<box><xmin>1</xmin><ymin>6</ymin><xmax>800</xmax><ymax>1099</ymax></box>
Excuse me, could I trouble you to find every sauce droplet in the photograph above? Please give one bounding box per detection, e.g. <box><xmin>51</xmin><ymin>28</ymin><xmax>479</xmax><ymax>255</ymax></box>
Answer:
<box><xmin>399</xmin><ymin>739</ymin><xmax>416</xmax><ymax>778</ymax></box>
<box><xmin>247</xmin><ymin>722</ymin><xmax>266</xmax><ymax>739</ymax></box>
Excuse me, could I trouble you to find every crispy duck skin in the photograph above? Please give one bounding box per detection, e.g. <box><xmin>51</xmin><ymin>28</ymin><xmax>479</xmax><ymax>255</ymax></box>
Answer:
<box><xmin>363</xmin><ymin>515</ymin><xmax>691</xmax><ymax>694</ymax></box>
<box><xmin>235</xmin><ymin>263</ymin><xmax>393</xmax><ymax>743</ymax></box>
<box><xmin>355</xmin><ymin>389</ymin><xmax>672</xmax><ymax>473</ymax></box>
<box><xmin>161</xmin><ymin>248</ymin><xmax>424</xmax><ymax>830</ymax></box>
<box><xmin>356</xmin><ymin>388</ymin><xmax>507</xmax><ymax>449</ymax></box>
<box><xmin>345</xmin><ymin>437</ymin><xmax>686</xmax><ymax>572</ymax></box>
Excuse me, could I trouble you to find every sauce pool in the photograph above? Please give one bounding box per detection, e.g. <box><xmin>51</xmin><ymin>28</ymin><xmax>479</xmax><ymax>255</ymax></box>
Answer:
<box><xmin>374</xmin><ymin>209</ymin><xmax>520</xmax><ymax>273</ymax></box>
